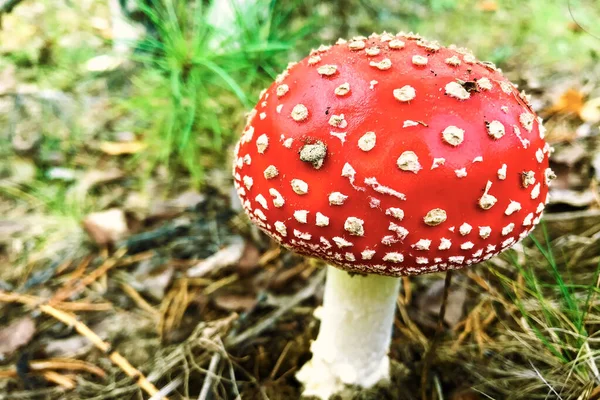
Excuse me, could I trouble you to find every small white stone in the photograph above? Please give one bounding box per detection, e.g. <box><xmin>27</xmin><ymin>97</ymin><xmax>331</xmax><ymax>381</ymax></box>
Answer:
<box><xmin>329</xmin><ymin>192</ymin><xmax>348</xmax><ymax>205</ymax></box>
<box><xmin>412</xmin><ymin>55</ymin><xmax>428</xmax><ymax>66</ymax></box>
<box><xmin>442</xmin><ymin>126</ymin><xmax>465</xmax><ymax>146</ymax></box>
<box><xmin>294</xmin><ymin>210</ymin><xmax>308</xmax><ymax>223</ymax></box>
<box><xmin>505</xmin><ymin>201</ymin><xmax>522</xmax><ymax>215</ymax></box>
<box><xmin>445</xmin><ymin>81</ymin><xmax>470</xmax><ymax>100</ymax></box>
<box><xmin>479</xmin><ymin>226</ymin><xmax>491</xmax><ymax>239</ymax></box>
<box><xmin>316</xmin><ymin>212</ymin><xmax>330</xmax><ymax>227</ymax></box>
<box><xmin>358</xmin><ymin>132</ymin><xmax>377</xmax><ymax>151</ymax></box>
<box><xmin>397</xmin><ymin>151</ymin><xmax>422</xmax><ymax>173</ymax></box>
<box><xmin>486</xmin><ymin>120</ymin><xmax>505</xmax><ymax>140</ymax></box>
<box><xmin>256</xmin><ymin>134</ymin><xmax>269</xmax><ymax>154</ymax></box>
<box><xmin>291</xmin><ymin>179</ymin><xmax>308</xmax><ymax>194</ymax></box>
<box><xmin>344</xmin><ymin>217</ymin><xmax>365</xmax><ymax>236</ymax></box>
<box><xmin>459</xmin><ymin>223</ymin><xmax>472</xmax><ymax>236</ymax></box>
<box><xmin>393</xmin><ymin>86</ymin><xmax>416</xmax><ymax>102</ymax></box>
<box><xmin>385</xmin><ymin>207</ymin><xmax>404</xmax><ymax>220</ymax></box>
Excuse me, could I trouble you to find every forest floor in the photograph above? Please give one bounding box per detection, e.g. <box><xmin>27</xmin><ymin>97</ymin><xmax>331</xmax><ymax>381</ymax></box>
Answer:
<box><xmin>1</xmin><ymin>1</ymin><xmax>600</xmax><ymax>399</ymax></box>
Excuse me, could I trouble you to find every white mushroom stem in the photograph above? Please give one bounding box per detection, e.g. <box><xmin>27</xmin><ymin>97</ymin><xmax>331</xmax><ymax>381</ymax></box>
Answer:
<box><xmin>296</xmin><ymin>265</ymin><xmax>401</xmax><ymax>399</ymax></box>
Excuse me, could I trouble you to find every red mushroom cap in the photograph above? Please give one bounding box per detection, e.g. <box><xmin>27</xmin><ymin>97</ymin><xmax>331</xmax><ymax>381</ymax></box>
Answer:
<box><xmin>232</xmin><ymin>33</ymin><xmax>554</xmax><ymax>276</ymax></box>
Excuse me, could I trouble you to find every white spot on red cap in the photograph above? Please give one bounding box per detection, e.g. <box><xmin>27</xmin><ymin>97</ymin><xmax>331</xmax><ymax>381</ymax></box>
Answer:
<box><xmin>333</xmin><ymin>237</ymin><xmax>353</xmax><ymax>248</ymax></box>
<box><xmin>370</xmin><ymin>58</ymin><xmax>392</xmax><ymax>70</ymax></box>
<box><xmin>459</xmin><ymin>223</ymin><xmax>472</xmax><ymax>236</ymax></box>
<box><xmin>424</xmin><ymin>208</ymin><xmax>447</xmax><ymax>226</ymax></box>
<box><xmin>486</xmin><ymin>120</ymin><xmax>505</xmax><ymax>140</ymax></box>
<box><xmin>432</xmin><ymin>158</ymin><xmax>445</xmax><ymax>169</ymax></box>
<box><xmin>414</xmin><ymin>239</ymin><xmax>431</xmax><ymax>250</ymax></box>
<box><xmin>445</xmin><ymin>55</ymin><xmax>461</xmax><ymax>66</ymax></box>
<box><xmin>412</xmin><ymin>55</ymin><xmax>428</xmax><ymax>66</ymax></box>
<box><xmin>254</xmin><ymin>209</ymin><xmax>267</xmax><ymax>221</ymax></box>
<box><xmin>283</xmin><ymin>138</ymin><xmax>293</xmax><ymax>148</ymax></box>
<box><xmin>365</xmin><ymin>47</ymin><xmax>381</xmax><ymax>56</ymax></box>
<box><xmin>361</xmin><ymin>249</ymin><xmax>376</xmax><ymax>260</ymax></box>
<box><xmin>388</xmin><ymin>39</ymin><xmax>405</xmax><ymax>49</ymax></box>
<box><xmin>442</xmin><ymin>126</ymin><xmax>465</xmax><ymax>146</ymax></box>
<box><xmin>243</xmin><ymin>176</ymin><xmax>254</xmax><ymax>190</ymax></box>
<box><xmin>329</xmin><ymin>192</ymin><xmax>348</xmax><ymax>205</ymax></box>
<box><xmin>316</xmin><ymin>212</ymin><xmax>329</xmax><ymax>227</ymax></box>
<box><xmin>383</xmin><ymin>252</ymin><xmax>404</xmax><ymax>263</ymax></box>
<box><xmin>256</xmin><ymin>134</ymin><xmax>269</xmax><ymax>154</ymax></box>
<box><xmin>358</xmin><ymin>132</ymin><xmax>376</xmax><ymax>151</ymax></box>
<box><xmin>445</xmin><ymin>81</ymin><xmax>470</xmax><ymax>100</ymax></box>
<box><xmin>479</xmin><ymin>181</ymin><xmax>497</xmax><ymax>210</ymax></box>
<box><xmin>308</xmin><ymin>55</ymin><xmax>321</xmax><ymax>65</ymax></box>
<box><xmin>505</xmin><ymin>201</ymin><xmax>522</xmax><ymax>215</ymax></box>
<box><xmin>388</xmin><ymin>223</ymin><xmax>408</xmax><ymax>239</ymax></box>
<box><xmin>455</xmin><ymin>168</ymin><xmax>467</xmax><ymax>178</ymax></box>
<box><xmin>275</xmin><ymin>221</ymin><xmax>287</xmax><ymax>236</ymax></box>
<box><xmin>294</xmin><ymin>210</ymin><xmax>308</xmax><ymax>223</ymax></box>
<box><xmin>348</xmin><ymin>39</ymin><xmax>366</xmax><ymax>50</ymax></box>
<box><xmin>497</xmin><ymin>164</ymin><xmax>507</xmax><ymax>180</ymax></box>
<box><xmin>536</xmin><ymin>148</ymin><xmax>544</xmax><ymax>163</ymax></box>
<box><xmin>519</xmin><ymin>113</ymin><xmax>534</xmax><ymax>132</ymax></box>
<box><xmin>335</xmin><ymin>83</ymin><xmax>351</xmax><ymax>96</ymax></box>
<box><xmin>386</xmin><ymin>207</ymin><xmax>404</xmax><ymax>220</ymax></box>
<box><xmin>294</xmin><ymin>229</ymin><xmax>312</xmax><ymax>240</ymax></box>
<box><xmin>269</xmin><ymin>188</ymin><xmax>284</xmax><ymax>207</ymax></box>
<box><xmin>502</xmin><ymin>237</ymin><xmax>515</xmax><ymax>248</ymax></box>
<box><xmin>523</xmin><ymin>213</ymin><xmax>534</xmax><ymax>226</ymax></box>
<box><xmin>364</xmin><ymin>177</ymin><xmax>406</xmax><ymax>200</ymax></box>
<box><xmin>394</xmin><ymin>86</ymin><xmax>416</xmax><ymax>102</ymax></box>
<box><xmin>291</xmin><ymin>104</ymin><xmax>308</xmax><ymax>121</ymax></box>
<box><xmin>291</xmin><ymin>179</ymin><xmax>308</xmax><ymax>194</ymax></box>
<box><xmin>317</xmin><ymin>65</ymin><xmax>338</xmax><ymax>76</ymax></box>
<box><xmin>369</xmin><ymin>80</ymin><xmax>378</xmax><ymax>89</ymax></box>
<box><xmin>276</xmin><ymin>84</ymin><xmax>289</xmax><ymax>97</ymax></box>
<box><xmin>264</xmin><ymin>165</ymin><xmax>278</xmax><ymax>179</ymax></box>
<box><xmin>439</xmin><ymin>238</ymin><xmax>452</xmax><ymax>250</ymax></box>
<box><xmin>521</xmin><ymin>171</ymin><xmax>536</xmax><ymax>188</ymax></box>
<box><xmin>345</xmin><ymin>217</ymin><xmax>365</xmax><ymax>237</ymax></box>
<box><xmin>531</xmin><ymin>183</ymin><xmax>541</xmax><ymax>199</ymax></box>
<box><xmin>397</xmin><ymin>151</ymin><xmax>422</xmax><ymax>173</ymax></box>
<box><xmin>255</xmin><ymin>194</ymin><xmax>268</xmax><ymax>209</ymax></box>
<box><xmin>345</xmin><ymin>253</ymin><xmax>356</xmax><ymax>261</ymax></box>
<box><xmin>479</xmin><ymin>226</ymin><xmax>491</xmax><ymax>239</ymax></box>
<box><xmin>502</xmin><ymin>223</ymin><xmax>515</xmax><ymax>236</ymax></box>
<box><xmin>477</xmin><ymin>78</ymin><xmax>492</xmax><ymax>90</ymax></box>
<box><xmin>329</xmin><ymin>114</ymin><xmax>348</xmax><ymax>128</ymax></box>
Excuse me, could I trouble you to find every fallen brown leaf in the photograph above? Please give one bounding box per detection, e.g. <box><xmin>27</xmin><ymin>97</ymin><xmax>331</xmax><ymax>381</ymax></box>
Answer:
<box><xmin>214</xmin><ymin>294</ymin><xmax>257</xmax><ymax>312</ymax></box>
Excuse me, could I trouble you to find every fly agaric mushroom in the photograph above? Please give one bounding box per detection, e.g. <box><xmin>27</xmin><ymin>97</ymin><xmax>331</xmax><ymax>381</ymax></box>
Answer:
<box><xmin>232</xmin><ymin>32</ymin><xmax>553</xmax><ymax>399</ymax></box>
